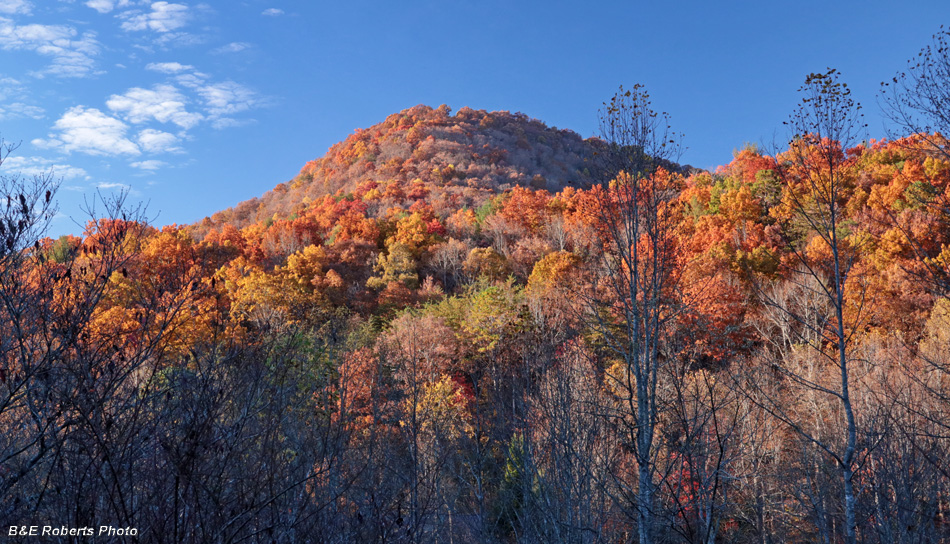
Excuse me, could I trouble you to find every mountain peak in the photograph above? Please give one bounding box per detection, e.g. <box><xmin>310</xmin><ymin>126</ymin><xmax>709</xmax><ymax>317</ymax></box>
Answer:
<box><xmin>200</xmin><ymin>105</ymin><xmax>607</xmax><ymax>233</ymax></box>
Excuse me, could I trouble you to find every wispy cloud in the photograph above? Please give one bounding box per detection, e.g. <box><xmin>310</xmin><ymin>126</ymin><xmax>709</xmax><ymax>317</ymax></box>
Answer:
<box><xmin>0</xmin><ymin>0</ymin><xmax>31</xmax><ymax>15</ymax></box>
<box><xmin>120</xmin><ymin>2</ymin><xmax>190</xmax><ymax>33</ymax></box>
<box><xmin>171</xmin><ymin>69</ymin><xmax>265</xmax><ymax>127</ymax></box>
<box><xmin>0</xmin><ymin>102</ymin><xmax>44</xmax><ymax>120</ymax></box>
<box><xmin>96</xmin><ymin>181</ymin><xmax>131</xmax><ymax>190</ymax></box>
<box><xmin>0</xmin><ymin>18</ymin><xmax>101</xmax><ymax>77</ymax></box>
<box><xmin>1</xmin><ymin>155</ymin><xmax>89</xmax><ymax>180</ymax></box>
<box><xmin>211</xmin><ymin>41</ymin><xmax>249</xmax><ymax>54</ymax></box>
<box><xmin>155</xmin><ymin>31</ymin><xmax>206</xmax><ymax>48</ymax></box>
<box><xmin>136</xmin><ymin>128</ymin><xmax>180</xmax><ymax>153</ymax></box>
<box><xmin>0</xmin><ymin>77</ymin><xmax>43</xmax><ymax>119</ymax></box>
<box><xmin>198</xmin><ymin>80</ymin><xmax>260</xmax><ymax>118</ymax></box>
<box><xmin>107</xmin><ymin>84</ymin><xmax>203</xmax><ymax>129</ymax></box>
<box><xmin>210</xmin><ymin>117</ymin><xmax>255</xmax><ymax>130</ymax></box>
<box><xmin>30</xmin><ymin>51</ymin><xmax>264</xmax><ymax>164</ymax></box>
<box><xmin>84</xmin><ymin>0</ymin><xmax>133</xmax><ymax>14</ymax></box>
<box><xmin>34</xmin><ymin>106</ymin><xmax>140</xmax><ymax>156</ymax></box>
<box><xmin>0</xmin><ymin>75</ymin><xmax>23</xmax><ymax>93</ymax></box>
<box><xmin>130</xmin><ymin>159</ymin><xmax>166</xmax><ymax>170</ymax></box>
<box><xmin>145</xmin><ymin>61</ymin><xmax>193</xmax><ymax>73</ymax></box>
<box><xmin>173</xmin><ymin>70</ymin><xmax>209</xmax><ymax>89</ymax></box>
<box><xmin>261</xmin><ymin>8</ymin><xmax>283</xmax><ymax>16</ymax></box>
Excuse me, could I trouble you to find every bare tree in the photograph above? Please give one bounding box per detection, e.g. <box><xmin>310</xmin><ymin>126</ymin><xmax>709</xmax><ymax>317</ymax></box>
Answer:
<box><xmin>660</xmin><ymin>365</ymin><xmax>742</xmax><ymax>544</ymax></box>
<box><xmin>526</xmin><ymin>344</ymin><xmax>616</xmax><ymax>544</ymax></box>
<box><xmin>880</xmin><ymin>26</ymin><xmax>950</xmax><ymax>161</ymax></box>
<box><xmin>750</xmin><ymin>69</ymin><xmax>868</xmax><ymax>544</ymax></box>
<box><xmin>381</xmin><ymin>312</ymin><xmax>463</xmax><ymax>543</ymax></box>
<box><xmin>876</xmin><ymin>34</ymin><xmax>950</xmax><ymax>529</ymax></box>
<box><xmin>879</xmin><ymin>27</ymin><xmax>950</xmax><ymax>301</ymax></box>
<box><xmin>586</xmin><ymin>85</ymin><xmax>684</xmax><ymax>544</ymax></box>
<box><xmin>0</xmin><ymin>138</ymin><xmax>61</xmax><ymax>518</ymax></box>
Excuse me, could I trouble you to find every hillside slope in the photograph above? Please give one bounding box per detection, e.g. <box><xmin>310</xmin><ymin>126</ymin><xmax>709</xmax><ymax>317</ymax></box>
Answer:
<box><xmin>199</xmin><ymin>105</ymin><xmax>611</xmax><ymax>234</ymax></box>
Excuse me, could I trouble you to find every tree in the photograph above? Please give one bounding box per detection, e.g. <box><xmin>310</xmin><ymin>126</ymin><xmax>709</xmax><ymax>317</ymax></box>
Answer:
<box><xmin>426</xmin><ymin>237</ymin><xmax>469</xmax><ymax>290</ymax></box>
<box><xmin>381</xmin><ymin>312</ymin><xmax>461</xmax><ymax>543</ymax></box>
<box><xmin>754</xmin><ymin>69</ymin><xmax>867</xmax><ymax>544</ymax></box>
<box><xmin>0</xmin><ymin>143</ymin><xmax>211</xmax><ymax>532</ymax></box>
<box><xmin>880</xmin><ymin>26</ymin><xmax>950</xmax><ymax>161</ymax></box>
<box><xmin>660</xmin><ymin>369</ymin><xmax>742</xmax><ymax>544</ymax></box>
<box><xmin>526</xmin><ymin>343</ymin><xmax>616</xmax><ymax>543</ymax></box>
<box><xmin>880</xmin><ymin>27</ymin><xmax>950</xmax><ymax>302</ymax></box>
<box><xmin>588</xmin><ymin>85</ymin><xmax>684</xmax><ymax>544</ymax></box>
<box><xmin>368</xmin><ymin>243</ymin><xmax>419</xmax><ymax>290</ymax></box>
<box><xmin>0</xmin><ymin>138</ymin><xmax>60</xmax><ymax>516</ymax></box>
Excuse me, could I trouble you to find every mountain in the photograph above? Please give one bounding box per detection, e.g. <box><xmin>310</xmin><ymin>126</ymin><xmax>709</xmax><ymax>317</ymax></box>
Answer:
<box><xmin>196</xmin><ymin>104</ymin><xmax>609</xmax><ymax>235</ymax></box>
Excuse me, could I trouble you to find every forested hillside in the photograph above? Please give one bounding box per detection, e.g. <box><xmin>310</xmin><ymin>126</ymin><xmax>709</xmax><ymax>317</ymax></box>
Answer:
<box><xmin>198</xmin><ymin>104</ymin><xmax>689</xmax><ymax>238</ymax></box>
<box><xmin>2</xmin><ymin>57</ymin><xmax>950</xmax><ymax>543</ymax></box>
<box><xmin>198</xmin><ymin>105</ymin><xmax>605</xmax><ymax>234</ymax></box>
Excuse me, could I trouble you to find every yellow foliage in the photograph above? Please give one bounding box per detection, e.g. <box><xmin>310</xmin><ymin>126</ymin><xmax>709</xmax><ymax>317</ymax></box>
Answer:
<box><xmin>527</xmin><ymin>250</ymin><xmax>580</xmax><ymax>294</ymax></box>
<box><xmin>368</xmin><ymin>243</ymin><xmax>418</xmax><ymax>290</ymax></box>
<box><xmin>403</xmin><ymin>375</ymin><xmax>473</xmax><ymax>442</ymax></box>
<box><xmin>388</xmin><ymin>212</ymin><xmax>435</xmax><ymax>255</ymax></box>
<box><xmin>463</xmin><ymin>247</ymin><xmax>509</xmax><ymax>282</ymax></box>
<box><xmin>921</xmin><ymin>298</ymin><xmax>950</xmax><ymax>369</ymax></box>
<box><xmin>285</xmin><ymin>244</ymin><xmax>328</xmax><ymax>289</ymax></box>
<box><xmin>719</xmin><ymin>185</ymin><xmax>760</xmax><ymax>223</ymax></box>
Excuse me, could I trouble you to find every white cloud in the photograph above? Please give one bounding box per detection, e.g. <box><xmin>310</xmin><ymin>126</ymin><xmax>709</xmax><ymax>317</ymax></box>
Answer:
<box><xmin>130</xmin><ymin>159</ymin><xmax>165</xmax><ymax>170</ymax></box>
<box><xmin>0</xmin><ymin>0</ymin><xmax>31</xmax><ymax>15</ymax></box>
<box><xmin>153</xmin><ymin>30</ymin><xmax>204</xmax><ymax>47</ymax></box>
<box><xmin>0</xmin><ymin>75</ymin><xmax>22</xmax><ymax>93</ymax></box>
<box><xmin>0</xmin><ymin>20</ymin><xmax>69</xmax><ymax>43</ymax></box>
<box><xmin>136</xmin><ymin>128</ymin><xmax>180</xmax><ymax>153</ymax></box>
<box><xmin>85</xmin><ymin>0</ymin><xmax>114</xmax><ymax>13</ymax></box>
<box><xmin>84</xmin><ymin>0</ymin><xmax>132</xmax><ymax>13</ymax></box>
<box><xmin>197</xmin><ymin>80</ymin><xmax>259</xmax><ymax>118</ymax></box>
<box><xmin>0</xmin><ymin>78</ymin><xmax>43</xmax><ymax>119</ymax></box>
<box><xmin>107</xmin><ymin>84</ymin><xmax>203</xmax><ymax>129</ymax></box>
<box><xmin>120</xmin><ymin>2</ymin><xmax>190</xmax><ymax>33</ymax></box>
<box><xmin>31</xmin><ymin>138</ymin><xmax>61</xmax><ymax>149</ymax></box>
<box><xmin>261</xmin><ymin>8</ymin><xmax>282</xmax><ymax>16</ymax></box>
<box><xmin>35</xmin><ymin>106</ymin><xmax>140</xmax><ymax>156</ymax></box>
<box><xmin>145</xmin><ymin>61</ymin><xmax>192</xmax><ymax>73</ymax></box>
<box><xmin>210</xmin><ymin>117</ymin><xmax>254</xmax><ymax>129</ymax></box>
<box><xmin>146</xmin><ymin>72</ymin><xmax>266</xmax><ymax>129</ymax></box>
<box><xmin>174</xmin><ymin>70</ymin><xmax>208</xmax><ymax>89</ymax></box>
<box><xmin>211</xmin><ymin>41</ymin><xmax>249</xmax><ymax>54</ymax></box>
<box><xmin>0</xmin><ymin>102</ymin><xmax>44</xmax><ymax>120</ymax></box>
<box><xmin>96</xmin><ymin>181</ymin><xmax>131</xmax><ymax>190</ymax></box>
<box><xmin>0</xmin><ymin>17</ymin><xmax>100</xmax><ymax>77</ymax></box>
<box><xmin>2</xmin><ymin>155</ymin><xmax>88</xmax><ymax>180</ymax></box>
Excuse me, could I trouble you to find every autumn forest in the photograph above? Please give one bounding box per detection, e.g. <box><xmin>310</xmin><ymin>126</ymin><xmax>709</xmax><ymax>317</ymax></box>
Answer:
<box><xmin>3</xmin><ymin>30</ymin><xmax>950</xmax><ymax>544</ymax></box>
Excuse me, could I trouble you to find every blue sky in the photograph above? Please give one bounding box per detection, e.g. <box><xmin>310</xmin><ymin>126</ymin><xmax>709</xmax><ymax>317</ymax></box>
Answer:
<box><xmin>0</xmin><ymin>0</ymin><xmax>947</xmax><ymax>235</ymax></box>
